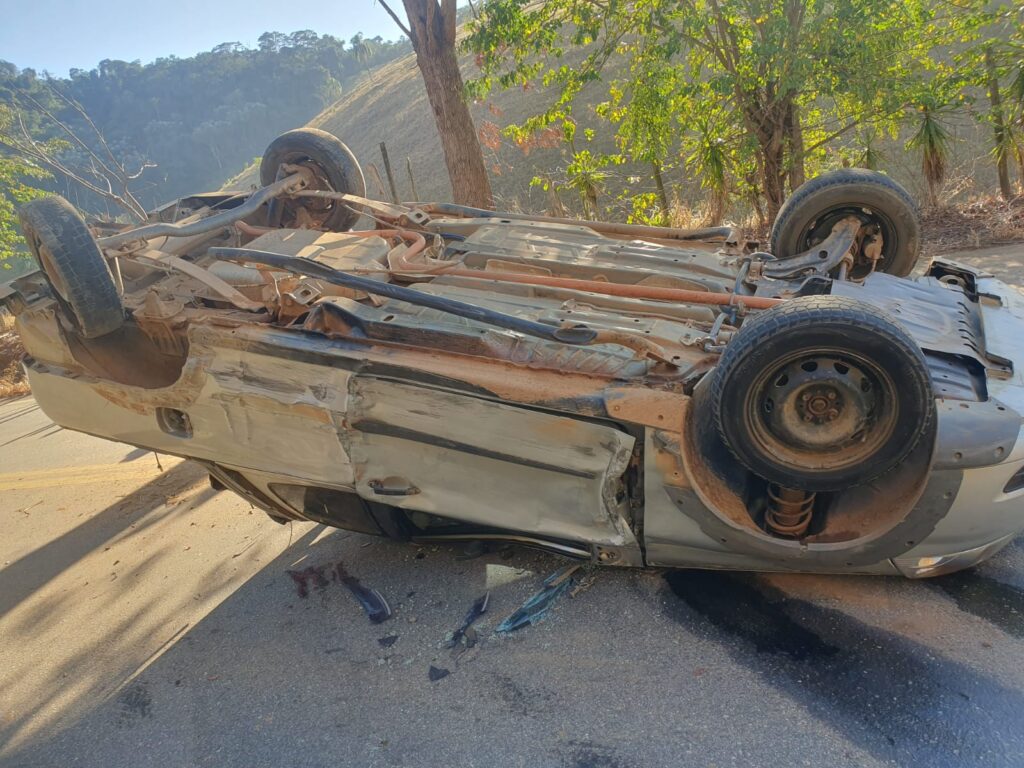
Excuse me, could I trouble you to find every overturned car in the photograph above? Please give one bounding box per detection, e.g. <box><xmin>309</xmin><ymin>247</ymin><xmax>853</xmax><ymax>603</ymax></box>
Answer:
<box><xmin>5</xmin><ymin>128</ymin><xmax>1024</xmax><ymax>578</ymax></box>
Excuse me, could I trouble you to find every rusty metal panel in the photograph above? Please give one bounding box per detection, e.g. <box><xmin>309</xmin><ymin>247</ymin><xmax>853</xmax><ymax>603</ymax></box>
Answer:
<box><xmin>345</xmin><ymin>376</ymin><xmax>638</xmax><ymax>547</ymax></box>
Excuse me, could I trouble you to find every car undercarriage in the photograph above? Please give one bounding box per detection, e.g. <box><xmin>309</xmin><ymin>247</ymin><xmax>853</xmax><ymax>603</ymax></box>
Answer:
<box><xmin>5</xmin><ymin>128</ymin><xmax>1024</xmax><ymax>578</ymax></box>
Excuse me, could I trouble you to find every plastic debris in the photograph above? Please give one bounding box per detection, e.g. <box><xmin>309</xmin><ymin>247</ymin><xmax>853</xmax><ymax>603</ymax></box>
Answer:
<box><xmin>428</xmin><ymin>665</ymin><xmax>450</xmax><ymax>682</ymax></box>
<box><xmin>378</xmin><ymin>635</ymin><xmax>399</xmax><ymax>648</ymax></box>
<box><xmin>335</xmin><ymin>562</ymin><xmax>392</xmax><ymax>623</ymax></box>
<box><xmin>496</xmin><ymin>564</ymin><xmax>581</xmax><ymax>633</ymax></box>
<box><xmin>447</xmin><ymin>592</ymin><xmax>490</xmax><ymax>650</ymax></box>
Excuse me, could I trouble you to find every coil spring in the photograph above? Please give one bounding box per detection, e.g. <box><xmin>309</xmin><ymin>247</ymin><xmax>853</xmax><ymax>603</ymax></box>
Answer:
<box><xmin>766</xmin><ymin>484</ymin><xmax>815</xmax><ymax>538</ymax></box>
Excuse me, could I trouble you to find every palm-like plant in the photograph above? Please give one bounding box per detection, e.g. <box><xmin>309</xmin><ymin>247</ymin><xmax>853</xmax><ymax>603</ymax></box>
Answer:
<box><xmin>855</xmin><ymin>127</ymin><xmax>887</xmax><ymax>171</ymax></box>
<box><xmin>685</xmin><ymin>113</ymin><xmax>731</xmax><ymax>225</ymax></box>
<box><xmin>565</xmin><ymin>150</ymin><xmax>610</xmax><ymax>218</ymax></box>
<box><xmin>907</xmin><ymin>93</ymin><xmax>954</xmax><ymax>209</ymax></box>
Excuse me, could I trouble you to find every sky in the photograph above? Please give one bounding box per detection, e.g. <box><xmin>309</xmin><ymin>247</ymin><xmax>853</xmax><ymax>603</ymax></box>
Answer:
<box><xmin>0</xmin><ymin>0</ymin><xmax>411</xmax><ymax>76</ymax></box>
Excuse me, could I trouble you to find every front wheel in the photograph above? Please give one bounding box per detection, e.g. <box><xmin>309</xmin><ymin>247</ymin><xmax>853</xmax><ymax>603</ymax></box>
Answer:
<box><xmin>711</xmin><ymin>296</ymin><xmax>934</xmax><ymax>492</ymax></box>
<box><xmin>770</xmin><ymin>169</ymin><xmax>921</xmax><ymax>278</ymax></box>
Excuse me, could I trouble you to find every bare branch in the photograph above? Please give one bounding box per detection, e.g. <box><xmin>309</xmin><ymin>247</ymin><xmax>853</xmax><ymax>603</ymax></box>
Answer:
<box><xmin>48</xmin><ymin>84</ymin><xmax>123</xmax><ymax>175</ymax></box>
<box><xmin>10</xmin><ymin>83</ymin><xmax>152</xmax><ymax>220</ymax></box>
<box><xmin>7</xmin><ymin>109</ymin><xmax>147</xmax><ymax>220</ymax></box>
<box><xmin>126</xmin><ymin>162</ymin><xmax>158</xmax><ymax>180</ymax></box>
<box><xmin>55</xmin><ymin>87</ymin><xmax>151</xmax><ymax>215</ymax></box>
<box><xmin>378</xmin><ymin>0</ymin><xmax>412</xmax><ymax>39</ymax></box>
<box><xmin>18</xmin><ymin>92</ymin><xmax>121</xmax><ymax>181</ymax></box>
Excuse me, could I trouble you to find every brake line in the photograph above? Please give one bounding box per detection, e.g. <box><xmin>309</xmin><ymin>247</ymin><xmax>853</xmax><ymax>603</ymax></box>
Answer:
<box><xmin>235</xmin><ymin>223</ymin><xmax>783</xmax><ymax>310</ymax></box>
<box><xmin>207</xmin><ymin>247</ymin><xmax>674</xmax><ymax>363</ymax></box>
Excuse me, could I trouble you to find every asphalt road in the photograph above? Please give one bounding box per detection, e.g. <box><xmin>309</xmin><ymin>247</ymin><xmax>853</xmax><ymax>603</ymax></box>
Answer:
<box><xmin>3</xmin><ymin>246</ymin><xmax>1024</xmax><ymax>768</ymax></box>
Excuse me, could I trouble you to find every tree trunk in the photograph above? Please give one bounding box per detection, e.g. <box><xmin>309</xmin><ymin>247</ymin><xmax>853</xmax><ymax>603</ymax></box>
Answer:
<box><xmin>651</xmin><ymin>160</ymin><xmax>669</xmax><ymax>221</ymax></box>
<box><xmin>1016</xmin><ymin>142</ymin><xmax>1024</xmax><ymax>195</ymax></box>
<box><xmin>401</xmin><ymin>0</ymin><xmax>494</xmax><ymax>208</ymax></box>
<box><xmin>741</xmin><ymin>100</ymin><xmax>788</xmax><ymax>225</ymax></box>
<box><xmin>785</xmin><ymin>98</ymin><xmax>805</xmax><ymax>192</ymax></box>
<box><xmin>707</xmin><ymin>186</ymin><xmax>727</xmax><ymax>227</ymax></box>
<box><xmin>985</xmin><ymin>46</ymin><xmax>1013</xmax><ymax>202</ymax></box>
<box><xmin>757</xmin><ymin>116</ymin><xmax>788</xmax><ymax>225</ymax></box>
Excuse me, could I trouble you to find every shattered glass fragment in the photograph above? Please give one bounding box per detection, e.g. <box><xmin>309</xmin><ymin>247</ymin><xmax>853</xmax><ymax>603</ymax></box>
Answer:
<box><xmin>496</xmin><ymin>564</ymin><xmax>580</xmax><ymax>633</ymax></box>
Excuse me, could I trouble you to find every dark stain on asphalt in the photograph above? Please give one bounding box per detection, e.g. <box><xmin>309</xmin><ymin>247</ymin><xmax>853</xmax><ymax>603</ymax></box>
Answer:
<box><xmin>663</xmin><ymin>569</ymin><xmax>1024</xmax><ymax>767</ymax></box>
<box><xmin>286</xmin><ymin>565</ymin><xmax>329</xmax><ymax>599</ymax></box>
<box><xmin>561</xmin><ymin>740</ymin><xmax>633</xmax><ymax>768</ymax></box>
<box><xmin>932</xmin><ymin>570</ymin><xmax>1024</xmax><ymax>638</ymax></box>
<box><xmin>492</xmin><ymin>673</ymin><xmax>555</xmax><ymax>717</ymax></box>
<box><xmin>494</xmin><ymin>674</ymin><xmax>531</xmax><ymax>716</ymax></box>
<box><xmin>665</xmin><ymin>570</ymin><xmax>838</xmax><ymax>660</ymax></box>
<box><xmin>116</xmin><ymin>681</ymin><xmax>152</xmax><ymax>726</ymax></box>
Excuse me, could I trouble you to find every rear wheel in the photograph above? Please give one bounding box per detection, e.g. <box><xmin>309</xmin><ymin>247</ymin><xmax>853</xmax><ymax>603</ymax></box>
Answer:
<box><xmin>260</xmin><ymin>128</ymin><xmax>365</xmax><ymax>231</ymax></box>
<box><xmin>19</xmin><ymin>196</ymin><xmax>123</xmax><ymax>338</ymax></box>
<box><xmin>770</xmin><ymin>169</ymin><xmax>921</xmax><ymax>278</ymax></box>
<box><xmin>711</xmin><ymin>296</ymin><xmax>934</xmax><ymax>492</ymax></box>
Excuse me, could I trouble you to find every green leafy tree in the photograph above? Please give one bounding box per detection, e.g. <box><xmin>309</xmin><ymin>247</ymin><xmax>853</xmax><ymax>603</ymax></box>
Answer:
<box><xmin>0</xmin><ymin>155</ymin><xmax>48</xmax><ymax>266</ymax></box>
<box><xmin>467</xmin><ymin>0</ymin><xmax>943</xmax><ymax>222</ymax></box>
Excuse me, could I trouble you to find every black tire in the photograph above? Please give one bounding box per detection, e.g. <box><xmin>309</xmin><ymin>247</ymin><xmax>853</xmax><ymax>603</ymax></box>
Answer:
<box><xmin>260</xmin><ymin>128</ymin><xmax>365</xmax><ymax>231</ymax></box>
<box><xmin>18</xmin><ymin>196</ymin><xmax>123</xmax><ymax>339</ymax></box>
<box><xmin>711</xmin><ymin>296</ymin><xmax>934</xmax><ymax>492</ymax></box>
<box><xmin>770</xmin><ymin>169</ymin><xmax>921</xmax><ymax>277</ymax></box>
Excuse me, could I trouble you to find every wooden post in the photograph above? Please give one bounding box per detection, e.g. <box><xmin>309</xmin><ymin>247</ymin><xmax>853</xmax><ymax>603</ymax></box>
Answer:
<box><xmin>379</xmin><ymin>142</ymin><xmax>399</xmax><ymax>203</ymax></box>
<box><xmin>366</xmin><ymin>163</ymin><xmax>389</xmax><ymax>200</ymax></box>
<box><xmin>406</xmin><ymin>156</ymin><xmax>420</xmax><ymax>202</ymax></box>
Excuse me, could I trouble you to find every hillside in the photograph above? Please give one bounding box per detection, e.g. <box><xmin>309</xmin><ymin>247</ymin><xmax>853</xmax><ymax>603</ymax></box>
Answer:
<box><xmin>226</xmin><ymin>46</ymin><xmax>625</xmax><ymax>211</ymax></box>
<box><xmin>0</xmin><ymin>32</ymin><xmax>411</xmax><ymax>214</ymax></box>
<box><xmin>228</xmin><ymin>43</ymin><xmax>1005</xmax><ymax>226</ymax></box>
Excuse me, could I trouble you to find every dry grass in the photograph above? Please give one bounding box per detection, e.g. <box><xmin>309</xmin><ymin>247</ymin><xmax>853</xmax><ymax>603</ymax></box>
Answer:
<box><xmin>922</xmin><ymin>194</ymin><xmax>1024</xmax><ymax>255</ymax></box>
<box><xmin>0</xmin><ymin>312</ymin><xmax>29</xmax><ymax>400</ymax></box>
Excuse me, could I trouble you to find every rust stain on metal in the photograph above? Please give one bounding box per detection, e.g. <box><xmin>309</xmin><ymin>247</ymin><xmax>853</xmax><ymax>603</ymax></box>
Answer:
<box><xmin>604</xmin><ymin>387</ymin><xmax>688</xmax><ymax>430</ymax></box>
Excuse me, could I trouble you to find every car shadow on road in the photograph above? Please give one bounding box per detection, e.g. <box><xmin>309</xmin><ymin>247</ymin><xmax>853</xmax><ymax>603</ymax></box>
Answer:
<box><xmin>0</xmin><ymin>522</ymin><xmax>580</xmax><ymax>767</ymax></box>
<box><xmin>0</xmin><ymin>461</ymin><xmax>212</xmax><ymax>620</ymax></box>
<box><xmin>4</xmin><ymin>514</ymin><xmax>1024</xmax><ymax>767</ymax></box>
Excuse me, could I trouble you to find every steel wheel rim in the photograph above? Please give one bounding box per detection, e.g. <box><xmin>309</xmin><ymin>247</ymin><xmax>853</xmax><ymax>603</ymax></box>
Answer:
<box><xmin>743</xmin><ymin>347</ymin><xmax>899</xmax><ymax>474</ymax></box>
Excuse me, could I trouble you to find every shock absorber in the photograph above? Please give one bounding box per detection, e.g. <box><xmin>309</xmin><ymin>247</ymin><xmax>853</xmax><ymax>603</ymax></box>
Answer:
<box><xmin>765</xmin><ymin>484</ymin><xmax>815</xmax><ymax>537</ymax></box>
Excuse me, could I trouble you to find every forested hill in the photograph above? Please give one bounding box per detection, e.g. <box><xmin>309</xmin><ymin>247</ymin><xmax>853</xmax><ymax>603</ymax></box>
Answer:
<box><xmin>0</xmin><ymin>31</ymin><xmax>409</xmax><ymax>214</ymax></box>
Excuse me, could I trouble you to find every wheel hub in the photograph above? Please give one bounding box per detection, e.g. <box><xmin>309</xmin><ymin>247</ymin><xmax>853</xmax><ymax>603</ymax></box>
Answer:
<box><xmin>798</xmin><ymin>385</ymin><xmax>842</xmax><ymax>424</ymax></box>
<box><xmin>804</xmin><ymin>208</ymin><xmax>891</xmax><ymax>280</ymax></box>
<box><xmin>759</xmin><ymin>354</ymin><xmax>881</xmax><ymax>453</ymax></box>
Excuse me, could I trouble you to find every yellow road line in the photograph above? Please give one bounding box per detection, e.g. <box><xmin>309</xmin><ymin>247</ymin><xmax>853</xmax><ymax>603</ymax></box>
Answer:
<box><xmin>0</xmin><ymin>460</ymin><xmax>179</xmax><ymax>491</ymax></box>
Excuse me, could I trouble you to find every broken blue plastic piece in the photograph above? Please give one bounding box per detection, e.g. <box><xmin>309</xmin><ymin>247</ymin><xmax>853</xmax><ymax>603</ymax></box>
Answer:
<box><xmin>448</xmin><ymin>591</ymin><xmax>490</xmax><ymax>648</ymax></box>
<box><xmin>336</xmin><ymin>562</ymin><xmax>392</xmax><ymax>624</ymax></box>
<box><xmin>496</xmin><ymin>564</ymin><xmax>580</xmax><ymax>633</ymax></box>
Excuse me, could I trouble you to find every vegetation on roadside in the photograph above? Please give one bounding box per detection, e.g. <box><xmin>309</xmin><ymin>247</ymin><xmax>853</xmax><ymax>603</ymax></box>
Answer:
<box><xmin>1</xmin><ymin>4</ymin><xmax>1023</xmax><ymax>265</ymax></box>
<box><xmin>0</xmin><ymin>311</ymin><xmax>28</xmax><ymax>399</ymax></box>
<box><xmin>465</xmin><ymin>0</ymin><xmax>1024</xmax><ymax>226</ymax></box>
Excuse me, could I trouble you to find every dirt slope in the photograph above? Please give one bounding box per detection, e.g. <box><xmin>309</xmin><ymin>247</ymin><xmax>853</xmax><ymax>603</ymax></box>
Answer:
<box><xmin>228</xmin><ymin>48</ymin><xmax>622</xmax><ymax>211</ymax></box>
